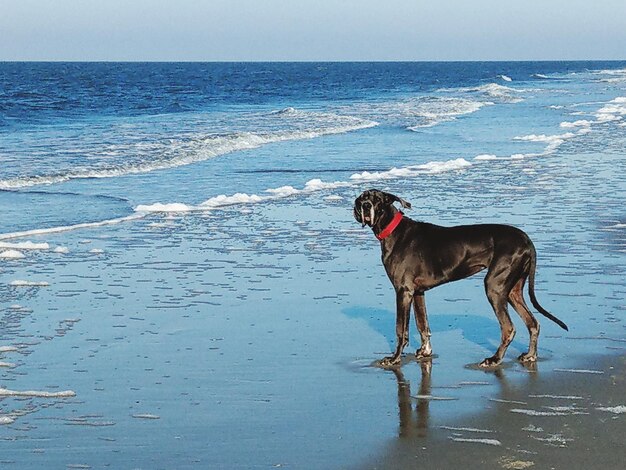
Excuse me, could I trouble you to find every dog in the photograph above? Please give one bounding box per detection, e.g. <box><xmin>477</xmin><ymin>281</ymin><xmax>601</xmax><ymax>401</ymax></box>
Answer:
<box><xmin>354</xmin><ymin>189</ymin><xmax>568</xmax><ymax>368</ymax></box>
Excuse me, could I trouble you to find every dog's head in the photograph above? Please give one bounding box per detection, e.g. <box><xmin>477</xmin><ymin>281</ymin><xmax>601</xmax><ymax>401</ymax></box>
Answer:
<box><xmin>354</xmin><ymin>189</ymin><xmax>411</xmax><ymax>227</ymax></box>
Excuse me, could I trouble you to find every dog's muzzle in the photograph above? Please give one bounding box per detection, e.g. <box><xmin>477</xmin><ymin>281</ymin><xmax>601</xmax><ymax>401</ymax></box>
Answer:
<box><xmin>360</xmin><ymin>202</ymin><xmax>375</xmax><ymax>227</ymax></box>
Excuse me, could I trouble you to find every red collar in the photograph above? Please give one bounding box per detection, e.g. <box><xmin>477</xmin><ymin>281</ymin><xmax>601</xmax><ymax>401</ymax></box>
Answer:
<box><xmin>376</xmin><ymin>211</ymin><xmax>404</xmax><ymax>240</ymax></box>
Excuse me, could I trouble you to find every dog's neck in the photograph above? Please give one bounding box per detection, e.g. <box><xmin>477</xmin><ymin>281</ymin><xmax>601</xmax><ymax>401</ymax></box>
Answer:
<box><xmin>373</xmin><ymin>207</ymin><xmax>403</xmax><ymax>240</ymax></box>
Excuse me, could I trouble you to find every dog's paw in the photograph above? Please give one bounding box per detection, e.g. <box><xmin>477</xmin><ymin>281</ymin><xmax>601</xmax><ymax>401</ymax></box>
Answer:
<box><xmin>379</xmin><ymin>356</ymin><xmax>401</xmax><ymax>368</ymax></box>
<box><xmin>517</xmin><ymin>352</ymin><xmax>537</xmax><ymax>363</ymax></box>
<box><xmin>415</xmin><ymin>348</ymin><xmax>433</xmax><ymax>360</ymax></box>
<box><xmin>479</xmin><ymin>356</ymin><xmax>502</xmax><ymax>368</ymax></box>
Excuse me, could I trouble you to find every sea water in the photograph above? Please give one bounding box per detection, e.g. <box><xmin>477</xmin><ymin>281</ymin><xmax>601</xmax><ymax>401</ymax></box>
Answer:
<box><xmin>1</xmin><ymin>62</ymin><xmax>626</xmax><ymax>468</ymax></box>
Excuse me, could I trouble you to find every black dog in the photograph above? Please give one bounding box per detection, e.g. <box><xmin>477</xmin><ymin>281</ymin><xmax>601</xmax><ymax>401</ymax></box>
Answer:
<box><xmin>354</xmin><ymin>189</ymin><xmax>568</xmax><ymax>367</ymax></box>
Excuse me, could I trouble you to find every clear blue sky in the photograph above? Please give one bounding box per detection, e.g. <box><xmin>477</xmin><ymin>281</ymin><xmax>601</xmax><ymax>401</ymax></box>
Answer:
<box><xmin>2</xmin><ymin>0</ymin><xmax>625</xmax><ymax>61</ymax></box>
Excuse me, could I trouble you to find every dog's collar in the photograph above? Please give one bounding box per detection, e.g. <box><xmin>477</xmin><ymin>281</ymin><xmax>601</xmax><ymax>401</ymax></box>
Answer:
<box><xmin>376</xmin><ymin>211</ymin><xmax>404</xmax><ymax>240</ymax></box>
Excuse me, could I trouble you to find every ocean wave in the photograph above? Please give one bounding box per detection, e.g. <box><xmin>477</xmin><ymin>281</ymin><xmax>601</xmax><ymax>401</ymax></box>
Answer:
<box><xmin>594</xmin><ymin>96</ymin><xmax>626</xmax><ymax>123</ymax></box>
<box><xmin>513</xmin><ymin>132</ymin><xmax>577</xmax><ymax>152</ymax></box>
<box><xmin>0</xmin><ymin>241</ymin><xmax>50</xmax><ymax>250</ymax></box>
<box><xmin>560</xmin><ymin>119</ymin><xmax>592</xmax><ymax>129</ymax></box>
<box><xmin>341</xmin><ymin>96</ymin><xmax>487</xmax><ymax>131</ymax></box>
<box><xmin>0</xmin><ymin>109</ymin><xmax>378</xmax><ymax>190</ymax></box>
<box><xmin>0</xmin><ymin>214</ymin><xmax>144</xmax><ymax>241</ymax></box>
<box><xmin>438</xmin><ymin>83</ymin><xmax>524</xmax><ymax>103</ymax></box>
<box><xmin>135</xmin><ymin>158</ymin><xmax>471</xmax><ymax>213</ymax></box>
<box><xmin>0</xmin><ymin>250</ymin><xmax>25</xmax><ymax>259</ymax></box>
<box><xmin>349</xmin><ymin>158</ymin><xmax>472</xmax><ymax>181</ymax></box>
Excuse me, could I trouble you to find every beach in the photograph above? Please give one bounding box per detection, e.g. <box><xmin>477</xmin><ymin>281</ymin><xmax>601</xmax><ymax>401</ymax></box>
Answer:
<box><xmin>368</xmin><ymin>353</ymin><xmax>626</xmax><ymax>470</ymax></box>
<box><xmin>1</xmin><ymin>62</ymin><xmax>626</xmax><ymax>468</ymax></box>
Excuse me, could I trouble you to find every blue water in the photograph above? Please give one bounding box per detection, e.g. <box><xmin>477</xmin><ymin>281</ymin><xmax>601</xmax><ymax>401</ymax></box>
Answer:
<box><xmin>1</xmin><ymin>62</ymin><xmax>626</xmax><ymax>468</ymax></box>
<box><xmin>1</xmin><ymin>61</ymin><xmax>625</xmax><ymax>233</ymax></box>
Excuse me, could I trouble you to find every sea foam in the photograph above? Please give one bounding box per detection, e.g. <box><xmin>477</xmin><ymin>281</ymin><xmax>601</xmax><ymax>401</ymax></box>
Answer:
<box><xmin>0</xmin><ymin>214</ymin><xmax>144</xmax><ymax>241</ymax></box>
<box><xmin>0</xmin><ymin>388</ymin><xmax>76</xmax><ymax>398</ymax></box>
<box><xmin>0</xmin><ymin>241</ymin><xmax>50</xmax><ymax>250</ymax></box>
<box><xmin>9</xmin><ymin>280</ymin><xmax>49</xmax><ymax>287</ymax></box>
<box><xmin>0</xmin><ymin>109</ymin><xmax>378</xmax><ymax>190</ymax></box>
<box><xmin>349</xmin><ymin>158</ymin><xmax>471</xmax><ymax>182</ymax></box>
<box><xmin>0</xmin><ymin>250</ymin><xmax>25</xmax><ymax>259</ymax></box>
<box><xmin>135</xmin><ymin>158</ymin><xmax>471</xmax><ymax>213</ymax></box>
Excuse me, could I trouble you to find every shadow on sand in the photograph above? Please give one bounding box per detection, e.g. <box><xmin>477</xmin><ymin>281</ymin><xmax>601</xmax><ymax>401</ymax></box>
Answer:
<box><xmin>343</xmin><ymin>305</ymin><xmax>529</xmax><ymax>354</ymax></box>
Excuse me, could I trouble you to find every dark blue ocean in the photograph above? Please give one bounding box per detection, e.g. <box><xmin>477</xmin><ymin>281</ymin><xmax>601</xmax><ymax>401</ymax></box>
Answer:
<box><xmin>1</xmin><ymin>62</ymin><xmax>626</xmax><ymax>468</ymax></box>
<box><xmin>1</xmin><ymin>61</ymin><xmax>625</xmax><ymax>234</ymax></box>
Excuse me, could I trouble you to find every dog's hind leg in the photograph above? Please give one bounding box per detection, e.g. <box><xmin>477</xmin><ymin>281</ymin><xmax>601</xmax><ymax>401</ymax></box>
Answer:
<box><xmin>381</xmin><ymin>288</ymin><xmax>412</xmax><ymax>367</ymax></box>
<box><xmin>413</xmin><ymin>293</ymin><xmax>432</xmax><ymax>359</ymax></box>
<box><xmin>508</xmin><ymin>277</ymin><xmax>540</xmax><ymax>363</ymax></box>
<box><xmin>480</xmin><ymin>266</ymin><xmax>516</xmax><ymax>368</ymax></box>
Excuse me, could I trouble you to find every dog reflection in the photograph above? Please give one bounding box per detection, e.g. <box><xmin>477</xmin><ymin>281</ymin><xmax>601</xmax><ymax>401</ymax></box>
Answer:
<box><xmin>392</xmin><ymin>361</ymin><xmax>432</xmax><ymax>438</ymax></box>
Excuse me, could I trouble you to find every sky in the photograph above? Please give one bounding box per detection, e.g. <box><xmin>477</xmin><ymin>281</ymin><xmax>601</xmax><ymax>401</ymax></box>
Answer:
<box><xmin>1</xmin><ymin>0</ymin><xmax>626</xmax><ymax>61</ymax></box>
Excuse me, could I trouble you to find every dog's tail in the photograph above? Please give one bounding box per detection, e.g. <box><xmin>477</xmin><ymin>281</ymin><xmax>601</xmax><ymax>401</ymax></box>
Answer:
<box><xmin>528</xmin><ymin>248</ymin><xmax>569</xmax><ymax>331</ymax></box>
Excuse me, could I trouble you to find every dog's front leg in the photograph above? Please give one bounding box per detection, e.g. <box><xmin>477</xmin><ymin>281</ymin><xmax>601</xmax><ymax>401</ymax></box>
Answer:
<box><xmin>381</xmin><ymin>288</ymin><xmax>412</xmax><ymax>367</ymax></box>
<box><xmin>413</xmin><ymin>293</ymin><xmax>432</xmax><ymax>359</ymax></box>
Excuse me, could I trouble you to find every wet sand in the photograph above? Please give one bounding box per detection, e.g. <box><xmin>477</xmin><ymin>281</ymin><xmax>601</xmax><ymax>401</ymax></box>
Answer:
<box><xmin>366</xmin><ymin>353</ymin><xmax>626</xmax><ymax>469</ymax></box>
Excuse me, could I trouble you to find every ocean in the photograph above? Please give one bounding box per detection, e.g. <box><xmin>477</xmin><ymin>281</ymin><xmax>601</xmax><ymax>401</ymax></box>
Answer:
<box><xmin>1</xmin><ymin>61</ymin><xmax>626</xmax><ymax>468</ymax></box>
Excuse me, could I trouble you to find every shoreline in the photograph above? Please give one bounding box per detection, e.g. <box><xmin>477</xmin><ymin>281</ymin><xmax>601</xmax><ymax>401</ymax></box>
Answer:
<box><xmin>364</xmin><ymin>351</ymin><xmax>626</xmax><ymax>469</ymax></box>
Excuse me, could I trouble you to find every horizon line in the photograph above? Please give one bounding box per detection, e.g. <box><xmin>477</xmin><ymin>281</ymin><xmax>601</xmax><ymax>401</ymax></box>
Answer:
<box><xmin>2</xmin><ymin>58</ymin><xmax>626</xmax><ymax>64</ymax></box>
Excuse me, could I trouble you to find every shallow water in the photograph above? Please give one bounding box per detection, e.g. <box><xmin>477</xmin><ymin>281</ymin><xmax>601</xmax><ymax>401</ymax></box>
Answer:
<box><xmin>1</xmin><ymin>62</ymin><xmax>626</xmax><ymax>468</ymax></box>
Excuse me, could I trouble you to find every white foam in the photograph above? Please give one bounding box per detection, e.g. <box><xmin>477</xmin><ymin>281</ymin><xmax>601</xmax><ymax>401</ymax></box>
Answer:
<box><xmin>513</xmin><ymin>132</ymin><xmax>576</xmax><ymax>144</ymax></box>
<box><xmin>89</xmin><ymin>248</ymin><xmax>104</xmax><ymax>254</ymax></box>
<box><xmin>0</xmin><ymin>388</ymin><xmax>76</xmax><ymax>398</ymax></box>
<box><xmin>474</xmin><ymin>154</ymin><xmax>498</xmax><ymax>161</ymax></box>
<box><xmin>543</xmin><ymin>405</ymin><xmax>588</xmax><ymax>415</ymax></box>
<box><xmin>134</xmin><ymin>203</ymin><xmax>194</xmax><ymax>213</ymax></box>
<box><xmin>0</xmin><ymin>346</ymin><xmax>18</xmax><ymax>353</ymax></box>
<box><xmin>510</xmin><ymin>409</ymin><xmax>569</xmax><ymax>417</ymax></box>
<box><xmin>554</xmin><ymin>368</ymin><xmax>604</xmax><ymax>374</ymax></box>
<box><xmin>499</xmin><ymin>75</ymin><xmax>512</xmax><ymax>82</ymax></box>
<box><xmin>136</xmin><ymin>158</ymin><xmax>471</xmax><ymax>213</ymax></box>
<box><xmin>607</xmin><ymin>222</ymin><xmax>626</xmax><ymax>229</ymax></box>
<box><xmin>560</xmin><ymin>120</ymin><xmax>592</xmax><ymax>129</ymax></box>
<box><xmin>445</xmin><ymin>83</ymin><xmax>524</xmax><ymax>103</ymax></box>
<box><xmin>419</xmin><ymin>158</ymin><xmax>473</xmax><ymax>173</ymax></box>
<box><xmin>596</xmin><ymin>405</ymin><xmax>626</xmax><ymax>414</ymax></box>
<box><xmin>0</xmin><ymin>110</ymin><xmax>378</xmax><ymax>190</ymax></box>
<box><xmin>0</xmin><ymin>416</ymin><xmax>15</xmax><ymax>425</ymax></box>
<box><xmin>350</xmin><ymin>158</ymin><xmax>471</xmax><ymax>182</ymax></box>
<box><xmin>522</xmin><ymin>424</ymin><xmax>544</xmax><ymax>432</ymax></box>
<box><xmin>0</xmin><ymin>241</ymin><xmax>49</xmax><ymax>250</ymax></box>
<box><xmin>405</xmin><ymin>98</ymin><xmax>486</xmax><ymax>130</ymax></box>
<box><xmin>594</xmin><ymin>97</ymin><xmax>626</xmax><ymax>123</ymax></box>
<box><xmin>348</xmin><ymin>96</ymin><xmax>486</xmax><ymax>131</ymax></box>
<box><xmin>200</xmin><ymin>193</ymin><xmax>264</xmax><ymax>208</ymax></box>
<box><xmin>489</xmin><ymin>398</ymin><xmax>528</xmax><ymax>405</ymax></box>
<box><xmin>132</xmin><ymin>413</ymin><xmax>160</xmax><ymax>419</ymax></box>
<box><xmin>511</xmin><ymin>129</ymin><xmax>580</xmax><ymax>158</ymax></box>
<box><xmin>440</xmin><ymin>426</ymin><xmax>494</xmax><ymax>433</ymax></box>
<box><xmin>529</xmin><ymin>394</ymin><xmax>583</xmax><ymax>400</ymax></box>
<box><xmin>9</xmin><ymin>280</ymin><xmax>49</xmax><ymax>287</ymax></box>
<box><xmin>449</xmin><ymin>437</ymin><xmax>501</xmax><ymax>446</ymax></box>
<box><xmin>54</xmin><ymin>246</ymin><xmax>69</xmax><ymax>253</ymax></box>
<box><xmin>531</xmin><ymin>434</ymin><xmax>573</xmax><ymax>445</ymax></box>
<box><xmin>413</xmin><ymin>394</ymin><xmax>458</xmax><ymax>401</ymax></box>
<box><xmin>303</xmin><ymin>178</ymin><xmax>348</xmax><ymax>191</ymax></box>
<box><xmin>0</xmin><ymin>214</ymin><xmax>144</xmax><ymax>241</ymax></box>
<box><xmin>264</xmin><ymin>186</ymin><xmax>300</xmax><ymax>198</ymax></box>
<box><xmin>0</xmin><ymin>250</ymin><xmax>25</xmax><ymax>259</ymax></box>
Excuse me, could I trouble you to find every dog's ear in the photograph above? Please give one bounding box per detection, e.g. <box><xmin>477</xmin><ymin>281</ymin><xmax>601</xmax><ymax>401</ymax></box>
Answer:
<box><xmin>353</xmin><ymin>195</ymin><xmax>364</xmax><ymax>224</ymax></box>
<box><xmin>382</xmin><ymin>191</ymin><xmax>411</xmax><ymax>209</ymax></box>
